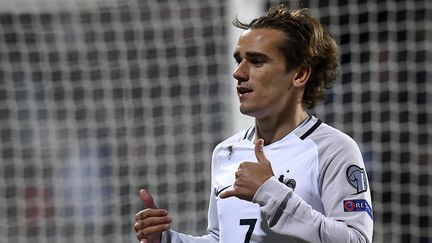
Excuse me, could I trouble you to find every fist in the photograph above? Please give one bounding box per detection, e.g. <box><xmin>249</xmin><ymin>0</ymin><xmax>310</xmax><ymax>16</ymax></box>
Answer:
<box><xmin>219</xmin><ymin>139</ymin><xmax>273</xmax><ymax>201</ymax></box>
<box><xmin>134</xmin><ymin>189</ymin><xmax>171</xmax><ymax>243</ymax></box>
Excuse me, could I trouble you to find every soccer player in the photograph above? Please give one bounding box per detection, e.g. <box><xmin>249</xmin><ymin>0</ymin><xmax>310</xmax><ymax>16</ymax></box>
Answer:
<box><xmin>134</xmin><ymin>4</ymin><xmax>373</xmax><ymax>243</ymax></box>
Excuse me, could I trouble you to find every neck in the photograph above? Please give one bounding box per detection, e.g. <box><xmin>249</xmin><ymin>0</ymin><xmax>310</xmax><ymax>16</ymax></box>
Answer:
<box><xmin>254</xmin><ymin>108</ymin><xmax>309</xmax><ymax>145</ymax></box>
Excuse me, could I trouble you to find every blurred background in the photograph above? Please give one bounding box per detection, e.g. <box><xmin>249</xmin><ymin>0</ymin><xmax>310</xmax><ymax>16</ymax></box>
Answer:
<box><xmin>0</xmin><ymin>0</ymin><xmax>430</xmax><ymax>242</ymax></box>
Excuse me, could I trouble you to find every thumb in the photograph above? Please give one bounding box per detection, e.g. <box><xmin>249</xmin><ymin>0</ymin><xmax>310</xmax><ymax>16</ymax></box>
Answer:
<box><xmin>219</xmin><ymin>187</ymin><xmax>236</xmax><ymax>199</ymax></box>
<box><xmin>140</xmin><ymin>189</ymin><xmax>157</xmax><ymax>209</ymax></box>
<box><xmin>255</xmin><ymin>138</ymin><xmax>269</xmax><ymax>164</ymax></box>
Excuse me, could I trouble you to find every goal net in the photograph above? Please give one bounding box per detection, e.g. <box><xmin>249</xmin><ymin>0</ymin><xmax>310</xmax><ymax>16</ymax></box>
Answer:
<box><xmin>266</xmin><ymin>0</ymin><xmax>431</xmax><ymax>242</ymax></box>
<box><xmin>0</xmin><ymin>0</ymin><xmax>431</xmax><ymax>243</ymax></box>
<box><xmin>0</xmin><ymin>0</ymin><xmax>231</xmax><ymax>242</ymax></box>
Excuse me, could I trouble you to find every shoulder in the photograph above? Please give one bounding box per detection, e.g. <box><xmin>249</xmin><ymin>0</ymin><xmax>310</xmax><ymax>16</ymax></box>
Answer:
<box><xmin>307</xmin><ymin>121</ymin><xmax>365</xmax><ymax>175</ymax></box>
<box><xmin>310</xmin><ymin>122</ymin><xmax>368</xmax><ymax>184</ymax></box>
<box><xmin>309</xmin><ymin>121</ymin><xmax>361</xmax><ymax>154</ymax></box>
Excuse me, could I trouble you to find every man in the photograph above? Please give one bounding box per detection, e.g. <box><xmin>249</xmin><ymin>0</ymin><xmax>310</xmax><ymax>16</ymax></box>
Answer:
<box><xmin>134</xmin><ymin>4</ymin><xmax>373</xmax><ymax>243</ymax></box>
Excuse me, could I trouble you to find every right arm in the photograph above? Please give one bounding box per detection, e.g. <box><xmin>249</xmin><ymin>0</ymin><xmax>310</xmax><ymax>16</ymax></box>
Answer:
<box><xmin>160</xmin><ymin>188</ymin><xmax>219</xmax><ymax>243</ymax></box>
<box><xmin>134</xmin><ymin>188</ymin><xmax>219</xmax><ymax>243</ymax></box>
<box><xmin>135</xmin><ymin>144</ymin><xmax>223</xmax><ymax>243</ymax></box>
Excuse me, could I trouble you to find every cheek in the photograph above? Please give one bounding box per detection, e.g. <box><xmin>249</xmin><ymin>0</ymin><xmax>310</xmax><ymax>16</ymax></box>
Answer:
<box><xmin>254</xmin><ymin>86</ymin><xmax>282</xmax><ymax>106</ymax></box>
<box><xmin>251</xmin><ymin>69</ymin><xmax>292</xmax><ymax>96</ymax></box>
<box><xmin>263</xmin><ymin>83</ymin><xmax>294</xmax><ymax>107</ymax></box>
<box><xmin>261</xmin><ymin>80</ymin><xmax>290</xmax><ymax>96</ymax></box>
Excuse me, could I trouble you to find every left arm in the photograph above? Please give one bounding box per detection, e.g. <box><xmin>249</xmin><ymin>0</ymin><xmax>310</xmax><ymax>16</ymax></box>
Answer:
<box><xmin>253</xmin><ymin>174</ymin><xmax>372</xmax><ymax>243</ymax></box>
<box><xmin>221</xmin><ymin>138</ymin><xmax>373</xmax><ymax>243</ymax></box>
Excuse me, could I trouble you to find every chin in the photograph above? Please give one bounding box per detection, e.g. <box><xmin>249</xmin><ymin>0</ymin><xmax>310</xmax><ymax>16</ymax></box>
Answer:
<box><xmin>239</xmin><ymin>106</ymin><xmax>257</xmax><ymax>118</ymax></box>
<box><xmin>239</xmin><ymin>108</ymin><xmax>249</xmax><ymax>116</ymax></box>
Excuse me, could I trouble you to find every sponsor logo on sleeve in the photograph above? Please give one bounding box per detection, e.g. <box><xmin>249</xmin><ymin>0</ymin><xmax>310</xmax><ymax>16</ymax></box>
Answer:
<box><xmin>346</xmin><ymin>165</ymin><xmax>368</xmax><ymax>194</ymax></box>
<box><xmin>343</xmin><ymin>199</ymin><xmax>373</xmax><ymax>219</ymax></box>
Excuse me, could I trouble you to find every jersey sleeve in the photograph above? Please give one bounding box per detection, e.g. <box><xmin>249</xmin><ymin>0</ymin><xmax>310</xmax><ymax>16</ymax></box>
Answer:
<box><xmin>161</xmin><ymin>230</ymin><xmax>218</xmax><ymax>243</ymax></box>
<box><xmin>252</xmin><ymin>133</ymin><xmax>373</xmax><ymax>243</ymax></box>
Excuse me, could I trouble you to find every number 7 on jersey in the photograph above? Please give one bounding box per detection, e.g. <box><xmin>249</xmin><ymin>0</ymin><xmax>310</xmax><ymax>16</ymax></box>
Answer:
<box><xmin>239</xmin><ymin>218</ymin><xmax>257</xmax><ymax>243</ymax></box>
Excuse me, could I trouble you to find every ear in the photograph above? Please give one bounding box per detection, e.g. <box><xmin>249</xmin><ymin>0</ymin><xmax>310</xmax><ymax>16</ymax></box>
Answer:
<box><xmin>292</xmin><ymin>65</ymin><xmax>311</xmax><ymax>88</ymax></box>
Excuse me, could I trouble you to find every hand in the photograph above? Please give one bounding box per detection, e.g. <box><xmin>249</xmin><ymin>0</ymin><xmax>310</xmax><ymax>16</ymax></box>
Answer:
<box><xmin>219</xmin><ymin>138</ymin><xmax>273</xmax><ymax>201</ymax></box>
<box><xmin>134</xmin><ymin>189</ymin><xmax>172</xmax><ymax>243</ymax></box>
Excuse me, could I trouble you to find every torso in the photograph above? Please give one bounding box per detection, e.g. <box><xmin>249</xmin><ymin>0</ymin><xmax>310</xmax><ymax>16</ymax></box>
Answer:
<box><xmin>213</xmin><ymin>121</ymin><xmax>324</xmax><ymax>243</ymax></box>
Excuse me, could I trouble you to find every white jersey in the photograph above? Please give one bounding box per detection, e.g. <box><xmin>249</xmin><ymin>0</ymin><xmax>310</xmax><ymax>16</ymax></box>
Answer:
<box><xmin>162</xmin><ymin>116</ymin><xmax>373</xmax><ymax>243</ymax></box>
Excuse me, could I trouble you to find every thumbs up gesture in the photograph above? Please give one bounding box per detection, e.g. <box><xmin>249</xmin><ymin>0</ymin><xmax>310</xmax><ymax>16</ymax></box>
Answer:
<box><xmin>134</xmin><ymin>189</ymin><xmax>172</xmax><ymax>243</ymax></box>
<box><xmin>219</xmin><ymin>139</ymin><xmax>274</xmax><ymax>201</ymax></box>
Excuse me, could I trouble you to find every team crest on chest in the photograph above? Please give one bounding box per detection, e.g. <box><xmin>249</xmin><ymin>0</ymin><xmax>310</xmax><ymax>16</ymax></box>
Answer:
<box><xmin>346</xmin><ymin>165</ymin><xmax>368</xmax><ymax>194</ymax></box>
<box><xmin>277</xmin><ymin>170</ymin><xmax>296</xmax><ymax>190</ymax></box>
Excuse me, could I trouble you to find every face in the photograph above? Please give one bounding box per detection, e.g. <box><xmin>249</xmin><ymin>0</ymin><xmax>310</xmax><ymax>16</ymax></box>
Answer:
<box><xmin>233</xmin><ymin>28</ymin><xmax>302</xmax><ymax>120</ymax></box>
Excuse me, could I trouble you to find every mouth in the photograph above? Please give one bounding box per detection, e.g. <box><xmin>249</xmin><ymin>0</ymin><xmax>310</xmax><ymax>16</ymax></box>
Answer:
<box><xmin>237</xmin><ymin>87</ymin><xmax>253</xmax><ymax>97</ymax></box>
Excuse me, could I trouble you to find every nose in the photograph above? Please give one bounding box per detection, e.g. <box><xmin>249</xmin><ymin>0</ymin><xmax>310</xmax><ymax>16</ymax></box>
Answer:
<box><xmin>233</xmin><ymin>62</ymin><xmax>248</xmax><ymax>84</ymax></box>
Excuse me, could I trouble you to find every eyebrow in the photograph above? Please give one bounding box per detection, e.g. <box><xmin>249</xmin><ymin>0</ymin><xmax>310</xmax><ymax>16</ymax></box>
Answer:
<box><xmin>233</xmin><ymin>51</ymin><xmax>270</xmax><ymax>61</ymax></box>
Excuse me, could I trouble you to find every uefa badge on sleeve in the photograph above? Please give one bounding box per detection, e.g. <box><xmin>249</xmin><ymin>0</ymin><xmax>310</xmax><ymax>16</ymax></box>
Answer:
<box><xmin>343</xmin><ymin>199</ymin><xmax>373</xmax><ymax>220</ymax></box>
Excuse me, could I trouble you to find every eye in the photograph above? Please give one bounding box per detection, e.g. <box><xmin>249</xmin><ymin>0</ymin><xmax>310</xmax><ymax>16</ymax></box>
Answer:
<box><xmin>234</xmin><ymin>57</ymin><xmax>242</xmax><ymax>65</ymax></box>
<box><xmin>250</xmin><ymin>58</ymin><xmax>264</xmax><ymax>67</ymax></box>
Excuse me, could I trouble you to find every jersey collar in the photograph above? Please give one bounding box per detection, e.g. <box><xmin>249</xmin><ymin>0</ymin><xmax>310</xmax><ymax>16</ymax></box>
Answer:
<box><xmin>242</xmin><ymin>115</ymin><xmax>321</xmax><ymax>142</ymax></box>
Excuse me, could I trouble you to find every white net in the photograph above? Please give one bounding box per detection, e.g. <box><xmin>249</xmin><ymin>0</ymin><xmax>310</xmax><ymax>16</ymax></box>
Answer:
<box><xmin>0</xmin><ymin>0</ymin><xmax>231</xmax><ymax>242</ymax></box>
<box><xmin>1</xmin><ymin>0</ymin><xmax>431</xmax><ymax>243</ymax></box>
<box><xmin>266</xmin><ymin>0</ymin><xmax>432</xmax><ymax>242</ymax></box>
